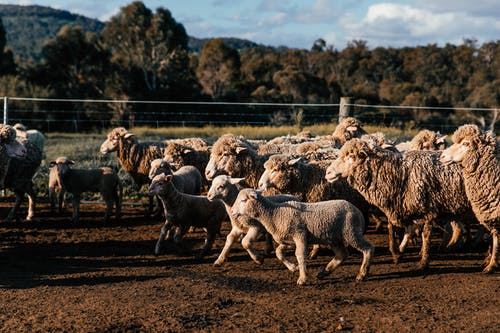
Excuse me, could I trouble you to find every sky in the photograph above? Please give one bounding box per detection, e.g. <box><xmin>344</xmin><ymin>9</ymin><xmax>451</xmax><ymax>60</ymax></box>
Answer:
<box><xmin>1</xmin><ymin>0</ymin><xmax>499</xmax><ymax>49</ymax></box>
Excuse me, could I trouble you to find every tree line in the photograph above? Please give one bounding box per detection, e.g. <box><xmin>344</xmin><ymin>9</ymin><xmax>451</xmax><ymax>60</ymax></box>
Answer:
<box><xmin>0</xmin><ymin>1</ymin><xmax>498</xmax><ymax>132</ymax></box>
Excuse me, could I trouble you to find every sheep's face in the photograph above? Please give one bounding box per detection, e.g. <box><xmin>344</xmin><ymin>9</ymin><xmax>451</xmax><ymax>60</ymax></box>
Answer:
<box><xmin>2</xmin><ymin>139</ymin><xmax>27</xmax><ymax>158</ymax></box>
<box><xmin>100</xmin><ymin>128</ymin><xmax>134</xmax><ymax>154</ymax></box>
<box><xmin>148</xmin><ymin>159</ymin><xmax>173</xmax><ymax>179</ymax></box>
<box><xmin>326</xmin><ymin>140</ymin><xmax>367</xmax><ymax>182</ymax></box>
<box><xmin>258</xmin><ymin>155</ymin><xmax>300</xmax><ymax>192</ymax></box>
<box><xmin>207</xmin><ymin>175</ymin><xmax>243</xmax><ymax>201</ymax></box>
<box><xmin>205</xmin><ymin>146</ymin><xmax>247</xmax><ymax>181</ymax></box>
<box><xmin>50</xmin><ymin>158</ymin><xmax>75</xmax><ymax>179</ymax></box>
<box><xmin>231</xmin><ymin>189</ymin><xmax>259</xmax><ymax>218</ymax></box>
<box><xmin>148</xmin><ymin>173</ymin><xmax>171</xmax><ymax>196</ymax></box>
<box><xmin>440</xmin><ymin>139</ymin><xmax>471</xmax><ymax>165</ymax></box>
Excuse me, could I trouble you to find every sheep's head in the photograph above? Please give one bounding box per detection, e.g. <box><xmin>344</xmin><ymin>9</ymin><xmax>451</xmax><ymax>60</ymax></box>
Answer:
<box><xmin>205</xmin><ymin>134</ymin><xmax>250</xmax><ymax>180</ymax></box>
<box><xmin>163</xmin><ymin>143</ymin><xmax>192</xmax><ymax>170</ymax></box>
<box><xmin>100</xmin><ymin>127</ymin><xmax>135</xmax><ymax>154</ymax></box>
<box><xmin>230</xmin><ymin>188</ymin><xmax>260</xmax><ymax>218</ymax></box>
<box><xmin>326</xmin><ymin>139</ymin><xmax>370</xmax><ymax>183</ymax></box>
<box><xmin>149</xmin><ymin>159</ymin><xmax>173</xmax><ymax>180</ymax></box>
<box><xmin>411</xmin><ymin>129</ymin><xmax>448</xmax><ymax>151</ymax></box>
<box><xmin>148</xmin><ymin>173</ymin><xmax>172</xmax><ymax>196</ymax></box>
<box><xmin>49</xmin><ymin>156</ymin><xmax>76</xmax><ymax>178</ymax></box>
<box><xmin>332</xmin><ymin>117</ymin><xmax>367</xmax><ymax>145</ymax></box>
<box><xmin>258</xmin><ymin>154</ymin><xmax>302</xmax><ymax>192</ymax></box>
<box><xmin>440</xmin><ymin>124</ymin><xmax>496</xmax><ymax>172</ymax></box>
<box><xmin>207</xmin><ymin>175</ymin><xmax>244</xmax><ymax>201</ymax></box>
<box><xmin>0</xmin><ymin>125</ymin><xmax>27</xmax><ymax>158</ymax></box>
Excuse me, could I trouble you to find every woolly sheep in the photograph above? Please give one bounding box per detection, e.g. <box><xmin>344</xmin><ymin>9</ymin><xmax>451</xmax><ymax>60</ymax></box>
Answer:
<box><xmin>148</xmin><ymin>173</ymin><xmax>227</xmax><ymax>259</ymax></box>
<box><xmin>326</xmin><ymin>138</ymin><xmax>477</xmax><ymax>269</ymax></box>
<box><xmin>230</xmin><ymin>189</ymin><xmax>374</xmax><ymax>285</ymax></box>
<box><xmin>440</xmin><ymin>124</ymin><xmax>500</xmax><ymax>273</ymax></box>
<box><xmin>396</xmin><ymin>129</ymin><xmax>447</xmax><ymax>152</ymax></box>
<box><xmin>207</xmin><ymin>175</ymin><xmax>298</xmax><ymax>266</ymax></box>
<box><xmin>316</xmin><ymin>117</ymin><xmax>367</xmax><ymax>148</ymax></box>
<box><xmin>0</xmin><ymin>124</ymin><xmax>27</xmax><ymax>189</ymax></box>
<box><xmin>49</xmin><ymin>157</ymin><xmax>122</xmax><ymax>223</ymax></box>
<box><xmin>2</xmin><ymin>136</ymin><xmax>43</xmax><ymax>222</ymax></box>
<box><xmin>100</xmin><ymin>127</ymin><xmax>164</xmax><ymax>214</ymax></box>
<box><xmin>13</xmin><ymin>123</ymin><xmax>46</xmax><ymax>158</ymax></box>
<box><xmin>205</xmin><ymin>133</ymin><xmax>270</xmax><ymax>189</ymax></box>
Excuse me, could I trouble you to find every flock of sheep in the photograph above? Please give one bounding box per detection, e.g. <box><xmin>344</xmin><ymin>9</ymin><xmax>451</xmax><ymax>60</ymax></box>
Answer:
<box><xmin>0</xmin><ymin>118</ymin><xmax>498</xmax><ymax>285</ymax></box>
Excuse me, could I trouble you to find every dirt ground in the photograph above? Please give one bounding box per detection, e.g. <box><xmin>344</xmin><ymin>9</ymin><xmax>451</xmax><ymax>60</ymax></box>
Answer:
<box><xmin>0</xmin><ymin>201</ymin><xmax>498</xmax><ymax>332</ymax></box>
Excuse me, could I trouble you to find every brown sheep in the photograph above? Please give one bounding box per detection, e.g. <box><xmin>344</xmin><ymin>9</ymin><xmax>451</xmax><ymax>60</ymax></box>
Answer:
<box><xmin>440</xmin><ymin>124</ymin><xmax>500</xmax><ymax>273</ymax></box>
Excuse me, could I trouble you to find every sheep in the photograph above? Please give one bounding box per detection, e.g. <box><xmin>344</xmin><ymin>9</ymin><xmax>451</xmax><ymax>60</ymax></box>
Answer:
<box><xmin>325</xmin><ymin>138</ymin><xmax>477</xmax><ymax>270</ymax></box>
<box><xmin>0</xmin><ymin>124</ymin><xmax>27</xmax><ymax>189</ymax></box>
<box><xmin>205</xmin><ymin>133</ymin><xmax>270</xmax><ymax>189</ymax></box>
<box><xmin>230</xmin><ymin>189</ymin><xmax>374</xmax><ymax>285</ymax></box>
<box><xmin>100</xmin><ymin>127</ymin><xmax>164</xmax><ymax>214</ymax></box>
<box><xmin>13</xmin><ymin>123</ymin><xmax>46</xmax><ymax>158</ymax></box>
<box><xmin>148</xmin><ymin>173</ymin><xmax>227</xmax><ymax>259</ymax></box>
<box><xmin>315</xmin><ymin>117</ymin><xmax>367</xmax><ymax>148</ymax></box>
<box><xmin>162</xmin><ymin>142</ymin><xmax>210</xmax><ymax>190</ymax></box>
<box><xmin>49</xmin><ymin>157</ymin><xmax>122</xmax><ymax>224</ymax></box>
<box><xmin>396</xmin><ymin>129</ymin><xmax>448</xmax><ymax>152</ymax></box>
<box><xmin>2</xmin><ymin>136</ymin><xmax>43</xmax><ymax>222</ymax></box>
<box><xmin>207</xmin><ymin>175</ymin><xmax>298</xmax><ymax>266</ymax></box>
<box><xmin>148</xmin><ymin>158</ymin><xmax>202</xmax><ymax>195</ymax></box>
<box><xmin>440</xmin><ymin>124</ymin><xmax>500</xmax><ymax>273</ymax></box>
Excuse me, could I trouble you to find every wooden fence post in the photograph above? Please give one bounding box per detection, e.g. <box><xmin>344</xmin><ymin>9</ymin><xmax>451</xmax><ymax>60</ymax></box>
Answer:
<box><xmin>339</xmin><ymin>97</ymin><xmax>352</xmax><ymax>123</ymax></box>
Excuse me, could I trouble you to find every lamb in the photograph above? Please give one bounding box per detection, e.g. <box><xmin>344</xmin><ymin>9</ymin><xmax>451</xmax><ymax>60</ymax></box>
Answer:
<box><xmin>205</xmin><ymin>133</ymin><xmax>270</xmax><ymax>189</ymax></box>
<box><xmin>148</xmin><ymin>173</ymin><xmax>227</xmax><ymax>258</ymax></box>
<box><xmin>230</xmin><ymin>189</ymin><xmax>374</xmax><ymax>285</ymax></box>
<box><xmin>325</xmin><ymin>138</ymin><xmax>477</xmax><ymax>270</ymax></box>
<box><xmin>100</xmin><ymin>127</ymin><xmax>164</xmax><ymax>214</ymax></box>
<box><xmin>2</xmin><ymin>135</ymin><xmax>43</xmax><ymax>222</ymax></box>
<box><xmin>440</xmin><ymin>124</ymin><xmax>500</xmax><ymax>273</ymax></box>
<box><xmin>148</xmin><ymin>159</ymin><xmax>202</xmax><ymax>195</ymax></box>
<box><xmin>207</xmin><ymin>175</ymin><xmax>298</xmax><ymax>266</ymax></box>
<box><xmin>49</xmin><ymin>157</ymin><xmax>122</xmax><ymax>223</ymax></box>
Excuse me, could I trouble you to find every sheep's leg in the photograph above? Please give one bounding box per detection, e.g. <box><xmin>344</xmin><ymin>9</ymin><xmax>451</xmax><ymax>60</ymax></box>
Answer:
<box><xmin>471</xmin><ymin>224</ymin><xmax>487</xmax><ymax>248</ymax></box>
<box><xmin>102</xmin><ymin>194</ymin><xmax>112</xmax><ymax>223</ymax></box>
<box><xmin>25</xmin><ymin>186</ymin><xmax>36</xmax><ymax>221</ymax></box>
<box><xmin>445</xmin><ymin>221</ymin><xmax>465</xmax><ymax>250</ymax></box>
<box><xmin>114</xmin><ymin>185</ymin><xmax>122</xmax><ymax>221</ymax></box>
<box><xmin>387</xmin><ymin>222</ymin><xmax>401</xmax><ymax>264</ymax></box>
<box><xmin>349</xmin><ymin>237</ymin><xmax>375</xmax><ymax>282</ymax></box>
<box><xmin>214</xmin><ymin>225</ymin><xmax>244</xmax><ymax>266</ymax></box>
<box><xmin>483</xmin><ymin>229</ymin><xmax>498</xmax><ymax>274</ymax></box>
<box><xmin>293</xmin><ymin>235</ymin><xmax>308</xmax><ymax>285</ymax></box>
<box><xmin>58</xmin><ymin>189</ymin><xmax>65</xmax><ymax>214</ymax></box>
<box><xmin>275</xmin><ymin>243</ymin><xmax>297</xmax><ymax>272</ymax></box>
<box><xmin>308</xmin><ymin>244</ymin><xmax>321</xmax><ymax>260</ymax></box>
<box><xmin>5</xmin><ymin>190</ymin><xmax>23</xmax><ymax>223</ymax></box>
<box><xmin>71</xmin><ymin>195</ymin><xmax>81</xmax><ymax>223</ymax></box>
<box><xmin>196</xmin><ymin>224</ymin><xmax>218</xmax><ymax>259</ymax></box>
<box><xmin>264</xmin><ymin>232</ymin><xmax>274</xmax><ymax>256</ymax></box>
<box><xmin>317</xmin><ymin>245</ymin><xmax>348</xmax><ymax>280</ymax></box>
<box><xmin>49</xmin><ymin>187</ymin><xmax>56</xmax><ymax>214</ymax></box>
<box><xmin>398</xmin><ymin>231</ymin><xmax>412</xmax><ymax>253</ymax></box>
<box><xmin>416</xmin><ymin>221</ymin><xmax>432</xmax><ymax>270</ymax></box>
<box><xmin>241</xmin><ymin>226</ymin><xmax>265</xmax><ymax>265</ymax></box>
<box><xmin>155</xmin><ymin>220</ymin><xmax>174</xmax><ymax>255</ymax></box>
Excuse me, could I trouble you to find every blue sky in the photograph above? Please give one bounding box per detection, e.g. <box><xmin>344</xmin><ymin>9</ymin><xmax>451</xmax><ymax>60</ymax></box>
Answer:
<box><xmin>1</xmin><ymin>0</ymin><xmax>499</xmax><ymax>49</ymax></box>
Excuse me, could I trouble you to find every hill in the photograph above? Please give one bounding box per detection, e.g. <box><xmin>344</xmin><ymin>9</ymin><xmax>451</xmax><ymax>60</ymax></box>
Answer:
<box><xmin>0</xmin><ymin>4</ymin><xmax>266</xmax><ymax>61</ymax></box>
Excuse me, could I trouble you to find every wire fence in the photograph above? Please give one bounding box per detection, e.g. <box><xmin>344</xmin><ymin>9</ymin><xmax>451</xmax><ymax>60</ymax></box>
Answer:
<box><xmin>2</xmin><ymin>96</ymin><xmax>499</xmax><ymax>134</ymax></box>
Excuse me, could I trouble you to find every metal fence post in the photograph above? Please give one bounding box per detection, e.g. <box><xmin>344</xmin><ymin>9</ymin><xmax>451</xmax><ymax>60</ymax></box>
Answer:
<box><xmin>3</xmin><ymin>96</ymin><xmax>7</xmax><ymax>125</ymax></box>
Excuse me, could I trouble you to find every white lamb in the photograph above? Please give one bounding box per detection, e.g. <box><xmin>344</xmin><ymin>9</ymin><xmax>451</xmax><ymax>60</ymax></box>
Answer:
<box><xmin>231</xmin><ymin>189</ymin><xmax>374</xmax><ymax>285</ymax></box>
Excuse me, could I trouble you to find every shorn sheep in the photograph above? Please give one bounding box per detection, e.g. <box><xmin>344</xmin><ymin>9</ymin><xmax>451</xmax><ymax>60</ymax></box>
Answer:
<box><xmin>3</xmin><ymin>134</ymin><xmax>43</xmax><ymax>222</ymax></box>
<box><xmin>440</xmin><ymin>124</ymin><xmax>499</xmax><ymax>273</ymax></box>
<box><xmin>148</xmin><ymin>158</ymin><xmax>202</xmax><ymax>195</ymax></box>
<box><xmin>207</xmin><ymin>175</ymin><xmax>298</xmax><ymax>266</ymax></box>
<box><xmin>0</xmin><ymin>124</ymin><xmax>27</xmax><ymax>189</ymax></box>
<box><xmin>148</xmin><ymin>173</ymin><xmax>227</xmax><ymax>259</ymax></box>
<box><xmin>100</xmin><ymin>127</ymin><xmax>164</xmax><ymax>214</ymax></box>
<box><xmin>49</xmin><ymin>157</ymin><xmax>122</xmax><ymax>223</ymax></box>
<box><xmin>231</xmin><ymin>189</ymin><xmax>374</xmax><ymax>285</ymax></box>
<box><xmin>13</xmin><ymin>123</ymin><xmax>46</xmax><ymax>158</ymax></box>
<box><xmin>325</xmin><ymin>138</ymin><xmax>476</xmax><ymax>269</ymax></box>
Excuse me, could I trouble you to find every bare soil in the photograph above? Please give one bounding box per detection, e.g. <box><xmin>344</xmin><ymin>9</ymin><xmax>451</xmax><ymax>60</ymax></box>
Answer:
<box><xmin>0</xmin><ymin>201</ymin><xmax>498</xmax><ymax>332</ymax></box>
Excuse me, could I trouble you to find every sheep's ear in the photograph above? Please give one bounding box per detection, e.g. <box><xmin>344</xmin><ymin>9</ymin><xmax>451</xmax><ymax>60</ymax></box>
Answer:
<box><xmin>235</xmin><ymin>146</ymin><xmax>247</xmax><ymax>155</ymax></box>
<box><xmin>49</xmin><ymin>160</ymin><xmax>56</xmax><ymax>166</ymax></box>
<box><xmin>437</xmin><ymin>135</ymin><xmax>446</xmax><ymax>143</ymax></box>
<box><xmin>249</xmin><ymin>190</ymin><xmax>259</xmax><ymax>200</ymax></box>
<box><xmin>182</xmin><ymin>148</ymin><xmax>193</xmax><ymax>155</ymax></box>
<box><xmin>288</xmin><ymin>157</ymin><xmax>303</xmax><ymax>165</ymax></box>
<box><xmin>68</xmin><ymin>160</ymin><xmax>75</xmax><ymax>165</ymax></box>
<box><xmin>165</xmin><ymin>174</ymin><xmax>173</xmax><ymax>182</ymax></box>
<box><xmin>229</xmin><ymin>177</ymin><xmax>245</xmax><ymax>185</ymax></box>
<box><xmin>124</xmin><ymin>133</ymin><xmax>134</xmax><ymax>139</ymax></box>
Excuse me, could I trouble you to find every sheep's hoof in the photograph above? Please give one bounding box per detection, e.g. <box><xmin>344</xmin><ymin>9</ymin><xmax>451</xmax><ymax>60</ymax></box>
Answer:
<box><xmin>316</xmin><ymin>269</ymin><xmax>330</xmax><ymax>280</ymax></box>
<box><xmin>415</xmin><ymin>262</ymin><xmax>429</xmax><ymax>271</ymax></box>
<box><xmin>482</xmin><ymin>265</ymin><xmax>495</xmax><ymax>274</ymax></box>
<box><xmin>355</xmin><ymin>274</ymin><xmax>367</xmax><ymax>282</ymax></box>
<box><xmin>296</xmin><ymin>277</ymin><xmax>308</xmax><ymax>285</ymax></box>
<box><xmin>213</xmin><ymin>259</ymin><xmax>224</xmax><ymax>267</ymax></box>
